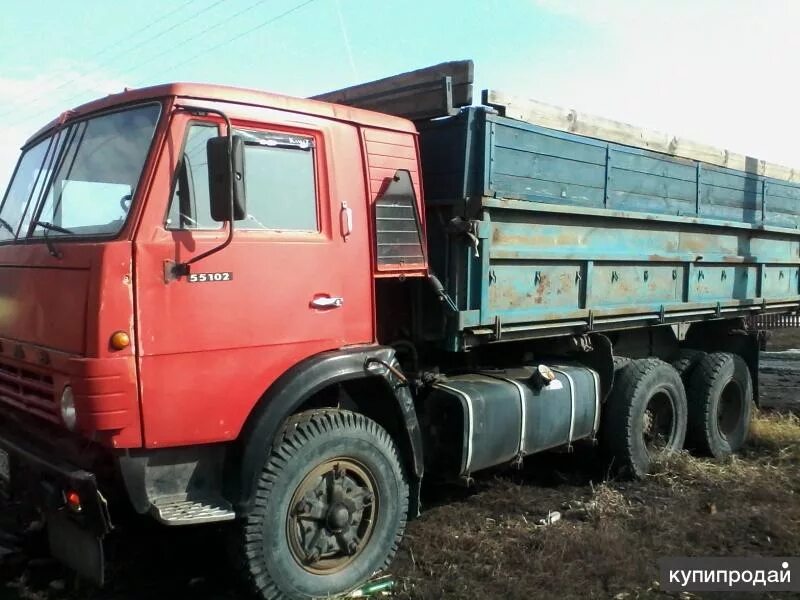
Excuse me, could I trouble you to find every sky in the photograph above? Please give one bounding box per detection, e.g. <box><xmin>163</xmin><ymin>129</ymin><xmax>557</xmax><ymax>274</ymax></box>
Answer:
<box><xmin>1</xmin><ymin>0</ymin><xmax>799</xmax><ymax>190</ymax></box>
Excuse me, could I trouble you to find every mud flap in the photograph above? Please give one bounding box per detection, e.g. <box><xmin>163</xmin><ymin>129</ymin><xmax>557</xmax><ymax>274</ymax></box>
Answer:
<box><xmin>47</xmin><ymin>511</ymin><xmax>105</xmax><ymax>586</ymax></box>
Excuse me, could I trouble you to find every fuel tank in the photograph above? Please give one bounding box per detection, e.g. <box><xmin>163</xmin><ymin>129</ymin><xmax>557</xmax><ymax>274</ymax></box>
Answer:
<box><xmin>423</xmin><ymin>363</ymin><xmax>600</xmax><ymax>478</ymax></box>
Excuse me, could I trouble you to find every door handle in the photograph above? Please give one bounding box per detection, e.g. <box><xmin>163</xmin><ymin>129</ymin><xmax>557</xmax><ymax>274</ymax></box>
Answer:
<box><xmin>310</xmin><ymin>296</ymin><xmax>344</xmax><ymax>309</ymax></box>
<box><xmin>340</xmin><ymin>201</ymin><xmax>353</xmax><ymax>239</ymax></box>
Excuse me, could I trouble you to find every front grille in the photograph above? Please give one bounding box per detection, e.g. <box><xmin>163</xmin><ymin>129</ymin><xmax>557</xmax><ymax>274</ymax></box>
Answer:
<box><xmin>0</xmin><ymin>359</ymin><xmax>58</xmax><ymax>423</ymax></box>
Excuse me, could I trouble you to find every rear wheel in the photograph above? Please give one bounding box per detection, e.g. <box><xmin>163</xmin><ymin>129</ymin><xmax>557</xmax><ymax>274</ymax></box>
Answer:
<box><xmin>671</xmin><ymin>348</ymin><xmax>706</xmax><ymax>382</ymax></box>
<box><xmin>686</xmin><ymin>352</ymin><xmax>753</xmax><ymax>458</ymax></box>
<box><xmin>601</xmin><ymin>358</ymin><xmax>688</xmax><ymax>478</ymax></box>
<box><xmin>239</xmin><ymin>409</ymin><xmax>408</xmax><ymax>600</ymax></box>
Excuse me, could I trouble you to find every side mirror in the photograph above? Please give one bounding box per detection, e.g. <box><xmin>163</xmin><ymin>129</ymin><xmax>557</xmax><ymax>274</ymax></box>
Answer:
<box><xmin>207</xmin><ymin>135</ymin><xmax>246</xmax><ymax>222</ymax></box>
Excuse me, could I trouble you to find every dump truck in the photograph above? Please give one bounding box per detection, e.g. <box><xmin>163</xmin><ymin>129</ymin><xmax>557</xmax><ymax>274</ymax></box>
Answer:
<box><xmin>0</xmin><ymin>60</ymin><xmax>797</xmax><ymax>599</ymax></box>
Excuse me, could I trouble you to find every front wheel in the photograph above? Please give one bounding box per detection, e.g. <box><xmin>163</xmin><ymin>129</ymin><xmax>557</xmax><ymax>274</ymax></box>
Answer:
<box><xmin>239</xmin><ymin>409</ymin><xmax>408</xmax><ymax>600</ymax></box>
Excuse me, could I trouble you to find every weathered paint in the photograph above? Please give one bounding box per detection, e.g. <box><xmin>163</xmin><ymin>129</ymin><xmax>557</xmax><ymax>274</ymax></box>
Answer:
<box><xmin>0</xmin><ymin>85</ymin><xmax>423</xmax><ymax>450</ymax></box>
<box><xmin>134</xmin><ymin>100</ymin><xmax>377</xmax><ymax>448</ymax></box>
<box><xmin>418</xmin><ymin>108</ymin><xmax>800</xmax><ymax>349</ymax></box>
<box><xmin>0</xmin><ymin>241</ymin><xmax>143</xmax><ymax>447</ymax></box>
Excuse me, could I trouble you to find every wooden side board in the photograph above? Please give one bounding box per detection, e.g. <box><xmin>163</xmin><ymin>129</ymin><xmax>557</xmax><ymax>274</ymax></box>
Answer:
<box><xmin>313</xmin><ymin>60</ymin><xmax>473</xmax><ymax>121</ymax></box>
<box><xmin>483</xmin><ymin>89</ymin><xmax>800</xmax><ymax>183</ymax></box>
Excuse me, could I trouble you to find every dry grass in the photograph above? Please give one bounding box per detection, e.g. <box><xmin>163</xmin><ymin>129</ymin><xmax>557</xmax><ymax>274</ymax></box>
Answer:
<box><xmin>750</xmin><ymin>411</ymin><xmax>800</xmax><ymax>453</ymax></box>
<box><xmin>392</xmin><ymin>412</ymin><xmax>800</xmax><ymax>600</ymax></box>
<box><xmin>1</xmin><ymin>414</ymin><xmax>798</xmax><ymax>600</ymax></box>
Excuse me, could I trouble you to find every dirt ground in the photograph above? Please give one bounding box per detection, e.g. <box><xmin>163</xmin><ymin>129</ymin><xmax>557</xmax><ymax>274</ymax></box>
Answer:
<box><xmin>1</xmin><ymin>330</ymin><xmax>800</xmax><ymax>600</ymax></box>
<box><xmin>758</xmin><ymin>328</ymin><xmax>800</xmax><ymax>412</ymax></box>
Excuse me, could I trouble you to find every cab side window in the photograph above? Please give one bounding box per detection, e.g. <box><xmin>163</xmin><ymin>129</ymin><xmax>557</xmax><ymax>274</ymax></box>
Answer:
<box><xmin>167</xmin><ymin>123</ymin><xmax>220</xmax><ymax>230</ymax></box>
<box><xmin>237</xmin><ymin>129</ymin><xmax>318</xmax><ymax>232</ymax></box>
<box><xmin>167</xmin><ymin>126</ymin><xmax>319</xmax><ymax>232</ymax></box>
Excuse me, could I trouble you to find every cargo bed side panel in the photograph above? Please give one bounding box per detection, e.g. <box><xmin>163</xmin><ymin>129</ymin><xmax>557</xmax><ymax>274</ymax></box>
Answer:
<box><xmin>418</xmin><ymin>109</ymin><xmax>800</xmax><ymax>349</ymax></box>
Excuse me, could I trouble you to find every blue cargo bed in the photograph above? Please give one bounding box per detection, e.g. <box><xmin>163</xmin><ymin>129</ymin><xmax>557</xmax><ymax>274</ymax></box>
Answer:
<box><xmin>418</xmin><ymin>107</ymin><xmax>800</xmax><ymax>349</ymax></box>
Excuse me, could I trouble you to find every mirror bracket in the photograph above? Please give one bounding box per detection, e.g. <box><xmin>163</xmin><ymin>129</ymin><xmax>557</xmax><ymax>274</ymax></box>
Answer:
<box><xmin>164</xmin><ymin>260</ymin><xmax>190</xmax><ymax>282</ymax></box>
<box><xmin>170</xmin><ymin>105</ymin><xmax>240</xmax><ymax>282</ymax></box>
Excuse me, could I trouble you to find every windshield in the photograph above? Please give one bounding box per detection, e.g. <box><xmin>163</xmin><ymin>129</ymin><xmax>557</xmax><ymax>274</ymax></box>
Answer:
<box><xmin>0</xmin><ymin>103</ymin><xmax>161</xmax><ymax>242</ymax></box>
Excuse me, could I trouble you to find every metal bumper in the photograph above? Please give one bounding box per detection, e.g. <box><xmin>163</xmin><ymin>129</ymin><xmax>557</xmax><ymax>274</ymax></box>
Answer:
<box><xmin>0</xmin><ymin>417</ymin><xmax>111</xmax><ymax>584</ymax></box>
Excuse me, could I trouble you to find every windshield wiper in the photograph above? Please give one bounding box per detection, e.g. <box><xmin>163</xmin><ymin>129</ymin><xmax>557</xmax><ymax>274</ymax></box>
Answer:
<box><xmin>33</xmin><ymin>220</ymin><xmax>73</xmax><ymax>235</ymax></box>
<box><xmin>32</xmin><ymin>220</ymin><xmax>72</xmax><ymax>259</ymax></box>
<box><xmin>0</xmin><ymin>218</ymin><xmax>14</xmax><ymax>235</ymax></box>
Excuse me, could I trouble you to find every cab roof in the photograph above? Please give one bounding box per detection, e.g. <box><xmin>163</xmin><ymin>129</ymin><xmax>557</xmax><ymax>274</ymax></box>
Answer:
<box><xmin>26</xmin><ymin>82</ymin><xmax>417</xmax><ymax>145</ymax></box>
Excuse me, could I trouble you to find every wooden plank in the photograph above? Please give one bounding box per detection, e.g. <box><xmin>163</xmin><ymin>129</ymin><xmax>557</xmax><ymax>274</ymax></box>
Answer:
<box><xmin>490</xmin><ymin>173</ymin><xmax>605</xmax><ymax>208</ymax></box>
<box><xmin>609</xmin><ymin>149</ymin><xmax>697</xmax><ymax>182</ymax></box>
<box><xmin>483</xmin><ymin>89</ymin><xmax>800</xmax><ymax>184</ymax></box>
<box><xmin>493</xmin><ymin>122</ymin><xmax>607</xmax><ymax>165</ymax></box>
<box><xmin>493</xmin><ymin>146</ymin><xmax>607</xmax><ymax>188</ymax></box>
<box><xmin>607</xmin><ymin>190</ymin><xmax>695</xmax><ymax>216</ymax></box>
<box><xmin>609</xmin><ymin>171</ymin><xmax>697</xmax><ymax>202</ymax></box>
<box><xmin>312</xmin><ymin>60</ymin><xmax>473</xmax><ymax>121</ymax></box>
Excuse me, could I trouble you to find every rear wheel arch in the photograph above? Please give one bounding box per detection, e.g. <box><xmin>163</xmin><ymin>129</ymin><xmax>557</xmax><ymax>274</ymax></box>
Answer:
<box><xmin>229</xmin><ymin>346</ymin><xmax>423</xmax><ymax>515</ymax></box>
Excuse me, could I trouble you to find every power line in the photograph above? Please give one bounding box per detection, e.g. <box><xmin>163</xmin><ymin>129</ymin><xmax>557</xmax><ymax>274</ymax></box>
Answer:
<box><xmin>0</xmin><ymin>0</ymin><xmax>197</xmax><ymax>117</ymax></box>
<box><xmin>0</xmin><ymin>0</ymin><xmax>228</xmax><ymax>121</ymax></box>
<box><xmin>108</xmin><ymin>0</ymin><xmax>270</xmax><ymax>81</ymax></box>
<box><xmin>152</xmin><ymin>0</ymin><xmax>321</xmax><ymax>79</ymax></box>
<box><xmin>82</xmin><ymin>0</ymin><xmax>200</xmax><ymax>64</ymax></box>
<box><xmin>12</xmin><ymin>0</ymin><xmax>322</xmax><ymax>132</ymax></box>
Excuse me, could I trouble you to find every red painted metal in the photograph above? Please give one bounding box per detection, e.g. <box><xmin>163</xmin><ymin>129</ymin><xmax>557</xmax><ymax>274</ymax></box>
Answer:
<box><xmin>0</xmin><ymin>236</ymin><xmax>144</xmax><ymax>447</ymax></box>
<box><xmin>1</xmin><ymin>84</ymin><xmax>426</xmax><ymax>450</ymax></box>
<box><xmin>361</xmin><ymin>127</ymin><xmax>427</xmax><ymax>276</ymax></box>
<box><xmin>0</xmin><ymin>337</ymin><xmax>141</xmax><ymax>447</ymax></box>
<box><xmin>26</xmin><ymin>83</ymin><xmax>416</xmax><ymax>147</ymax></box>
<box><xmin>134</xmin><ymin>109</ymin><xmax>374</xmax><ymax>447</ymax></box>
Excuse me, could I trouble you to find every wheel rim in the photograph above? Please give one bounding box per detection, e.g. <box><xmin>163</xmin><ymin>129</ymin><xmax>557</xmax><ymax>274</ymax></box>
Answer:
<box><xmin>717</xmin><ymin>380</ymin><xmax>744</xmax><ymax>439</ymax></box>
<box><xmin>642</xmin><ymin>390</ymin><xmax>676</xmax><ymax>455</ymax></box>
<box><xmin>286</xmin><ymin>458</ymin><xmax>378</xmax><ymax>575</ymax></box>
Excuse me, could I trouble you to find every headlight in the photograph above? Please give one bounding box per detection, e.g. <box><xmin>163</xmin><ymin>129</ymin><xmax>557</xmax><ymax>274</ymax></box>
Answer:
<box><xmin>60</xmin><ymin>386</ymin><xmax>77</xmax><ymax>431</ymax></box>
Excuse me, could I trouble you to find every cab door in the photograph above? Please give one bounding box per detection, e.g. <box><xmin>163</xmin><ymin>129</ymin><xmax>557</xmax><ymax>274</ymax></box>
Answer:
<box><xmin>134</xmin><ymin>109</ymin><xmax>373</xmax><ymax>448</ymax></box>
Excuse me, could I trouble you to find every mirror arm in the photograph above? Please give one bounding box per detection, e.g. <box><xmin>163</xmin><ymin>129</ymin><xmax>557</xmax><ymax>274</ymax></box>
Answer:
<box><xmin>171</xmin><ymin>105</ymin><xmax>237</xmax><ymax>277</ymax></box>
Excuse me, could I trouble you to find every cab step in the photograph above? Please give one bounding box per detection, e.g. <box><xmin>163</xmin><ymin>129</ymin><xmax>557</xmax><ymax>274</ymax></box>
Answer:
<box><xmin>150</xmin><ymin>497</ymin><xmax>236</xmax><ymax>525</ymax></box>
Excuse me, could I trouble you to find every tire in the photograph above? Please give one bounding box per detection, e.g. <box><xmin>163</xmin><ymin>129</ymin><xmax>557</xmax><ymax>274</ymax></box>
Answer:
<box><xmin>686</xmin><ymin>352</ymin><xmax>753</xmax><ymax>458</ymax></box>
<box><xmin>601</xmin><ymin>358</ymin><xmax>688</xmax><ymax>479</ymax></box>
<box><xmin>239</xmin><ymin>409</ymin><xmax>409</xmax><ymax>600</ymax></box>
<box><xmin>671</xmin><ymin>349</ymin><xmax>706</xmax><ymax>383</ymax></box>
<box><xmin>613</xmin><ymin>356</ymin><xmax>631</xmax><ymax>371</ymax></box>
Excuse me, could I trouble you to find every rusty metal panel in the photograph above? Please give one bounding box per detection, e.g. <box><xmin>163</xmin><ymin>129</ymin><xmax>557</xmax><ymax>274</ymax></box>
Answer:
<box><xmin>417</xmin><ymin>108</ymin><xmax>800</xmax><ymax>350</ymax></box>
<box><xmin>591</xmin><ymin>264</ymin><xmax>683</xmax><ymax>307</ymax></box>
<box><xmin>689</xmin><ymin>265</ymin><xmax>759</xmax><ymax>301</ymax></box>
<box><xmin>487</xmin><ymin>262</ymin><xmax>582</xmax><ymax>316</ymax></box>
<box><xmin>762</xmin><ymin>265</ymin><xmax>800</xmax><ymax>298</ymax></box>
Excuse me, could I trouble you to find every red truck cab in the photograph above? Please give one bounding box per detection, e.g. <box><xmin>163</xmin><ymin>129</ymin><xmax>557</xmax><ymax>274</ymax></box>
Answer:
<box><xmin>0</xmin><ymin>83</ymin><xmax>428</xmax><ymax>597</ymax></box>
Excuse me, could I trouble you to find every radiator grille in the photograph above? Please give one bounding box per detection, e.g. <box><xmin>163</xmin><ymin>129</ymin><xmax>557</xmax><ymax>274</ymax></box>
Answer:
<box><xmin>0</xmin><ymin>359</ymin><xmax>57</xmax><ymax>422</ymax></box>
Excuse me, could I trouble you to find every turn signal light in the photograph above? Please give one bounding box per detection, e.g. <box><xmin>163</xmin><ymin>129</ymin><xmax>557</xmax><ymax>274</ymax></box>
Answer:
<box><xmin>66</xmin><ymin>490</ymin><xmax>82</xmax><ymax>513</ymax></box>
<box><xmin>110</xmin><ymin>331</ymin><xmax>130</xmax><ymax>350</ymax></box>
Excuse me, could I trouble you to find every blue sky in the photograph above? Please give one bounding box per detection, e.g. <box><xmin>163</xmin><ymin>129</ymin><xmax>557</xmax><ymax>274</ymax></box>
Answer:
<box><xmin>1</xmin><ymin>0</ymin><xmax>799</xmax><ymax>188</ymax></box>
